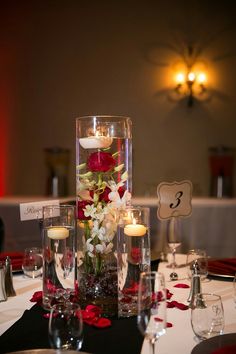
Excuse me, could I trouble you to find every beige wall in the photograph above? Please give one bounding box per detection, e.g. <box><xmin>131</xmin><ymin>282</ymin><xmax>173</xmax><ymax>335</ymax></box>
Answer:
<box><xmin>1</xmin><ymin>1</ymin><xmax>236</xmax><ymax>197</ymax></box>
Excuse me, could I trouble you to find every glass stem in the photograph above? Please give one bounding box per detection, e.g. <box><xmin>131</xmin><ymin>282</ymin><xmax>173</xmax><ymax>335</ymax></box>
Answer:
<box><xmin>150</xmin><ymin>339</ymin><xmax>155</xmax><ymax>354</ymax></box>
<box><xmin>172</xmin><ymin>249</ymin><xmax>176</xmax><ymax>270</ymax></box>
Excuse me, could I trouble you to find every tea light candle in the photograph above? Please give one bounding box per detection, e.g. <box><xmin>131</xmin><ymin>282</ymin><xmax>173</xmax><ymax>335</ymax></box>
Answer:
<box><xmin>124</xmin><ymin>222</ymin><xmax>147</xmax><ymax>237</ymax></box>
<box><xmin>47</xmin><ymin>227</ymin><xmax>69</xmax><ymax>240</ymax></box>
<box><xmin>79</xmin><ymin>136</ymin><xmax>113</xmax><ymax>149</ymax></box>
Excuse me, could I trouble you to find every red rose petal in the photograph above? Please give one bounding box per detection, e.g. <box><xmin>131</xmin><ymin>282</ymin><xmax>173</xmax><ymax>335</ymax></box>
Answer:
<box><xmin>93</xmin><ymin>317</ymin><xmax>111</xmax><ymax>328</ymax></box>
<box><xmin>30</xmin><ymin>291</ymin><xmax>43</xmax><ymax>304</ymax></box>
<box><xmin>166</xmin><ymin>289</ymin><xmax>173</xmax><ymax>299</ymax></box>
<box><xmin>154</xmin><ymin>317</ymin><xmax>163</xmax><ymax>322</ymax></box>
<box><xmin>154</xmin><ymin>318</ymin><xmax>173</xmax><ymax>328</ymax></box>
<box><xmin>43</xmin><ymin>313</ymin><xmax>50</xmax><ymax>319</ymax></box>
<box><xmin>32</xmin><ymin>294</ymin><xmax>112</xmax><ymax>329</ymax></box>
<box><xmin>84</xmin><ymin>318</ymin><xmax>98</xmax><ymax>326</ymax></box>
<box><xmin>170</xmin><ymin>301</ymin><xmax>189</xmax><ymax>310</ymax></box>
<box><xmin>167</xmin><ymin>322</ymin><xmax>173</xmax><ymax>328</ymax></box>
<box><xmin>173</xmin><ymin>283</ymin><xmax>190</xmax><ymax>289</ymax></box>
<box><xmin>167</xmin><ymin>301</ymin><xmax>175</xmax><ymax>308</ymax></box>
<box><xmin>81</xmin><ymin>309</ymin><xmax>96</xmax><ymax>320</ymax></box>
<box><xmin>85</xmin><ymin>304</ymin><xmax>102</xmax><ymax>316</ymax></box>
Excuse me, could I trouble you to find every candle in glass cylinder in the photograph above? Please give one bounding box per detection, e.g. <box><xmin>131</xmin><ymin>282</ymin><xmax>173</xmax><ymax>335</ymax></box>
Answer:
<box><xmin>124</xmin><ymin>220</ymin><xmax>147</xmax><ymax>237</ymax></box>
<box><xmin>79</xmin><ymin>136</ymin><xmax>113</xmax><ymax>149</ymax></box>
<box><xmin>47</xmin><ymin>227</ymin><xmax>69</xmax><ymax>240</ymax></box>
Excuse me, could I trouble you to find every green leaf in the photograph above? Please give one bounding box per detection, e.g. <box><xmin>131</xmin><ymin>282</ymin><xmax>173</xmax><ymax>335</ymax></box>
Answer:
<box><xmin>112</xmin><ymin>151</ymin><xmax>120</xmax><ymax>158</ymax></box>
<box><xmin>114</xmin><ymin>163</ymin><xmax>124</xmax><ymax>172</ymax></box>
<box><xmin>76</xmin><ymin>163</ymin><xmax>86</xmax><ymax>170</ymax></box>
<box><xmin>78</xmin><ymin>171</ymin><xmax>93</xmax><ymax>178</ymax></box>
<box><xmin>121</xmin><ymin>171</ymin><xmax>128</xmax><ymax>181</ymax></box>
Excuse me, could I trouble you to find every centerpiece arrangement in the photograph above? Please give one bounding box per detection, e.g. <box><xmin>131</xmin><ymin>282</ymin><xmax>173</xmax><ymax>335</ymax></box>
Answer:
<box><xmin>76</xmin><ymin>116</ymin><xmax>132</xmax><ymax>316</ymax></box>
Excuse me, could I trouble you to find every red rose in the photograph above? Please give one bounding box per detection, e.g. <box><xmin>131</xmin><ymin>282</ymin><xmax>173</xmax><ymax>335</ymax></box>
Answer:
<box><xmin>99</xmin><ymin>187</ymin><xmax>111</xmax><ymax>202</ymax></box>
<box><xmin>77</xmin><ymin>200</ymin><xmax>93</xmax><ymax>220</ymax></box>
<box><xmin>130</xmin><ymin>247</ymin><xmax>141</xmax><ymax>263</ymax></box>
<box><xmin>87</xmin><ymin>151</ymin><xmax>116</xmax><ymax>172</ymax></box>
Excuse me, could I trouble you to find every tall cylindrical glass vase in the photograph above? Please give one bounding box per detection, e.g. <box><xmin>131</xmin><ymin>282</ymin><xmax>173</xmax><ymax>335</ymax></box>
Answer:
<box><xmin>42</xmin><ymin>205</ymin><xmax>77</xmax><ymax>310</ymax></box>
<box><xmin>76</xmin><ymin>115</ymin><xmax>132</xmax><ymax>316</ymax></box>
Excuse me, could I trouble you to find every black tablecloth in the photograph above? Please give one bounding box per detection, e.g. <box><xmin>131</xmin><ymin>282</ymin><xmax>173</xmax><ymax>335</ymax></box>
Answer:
<box><xmin>0</xmin><ymin>304</ymin><xmax>143</xmax><ymax>354</ymax></box>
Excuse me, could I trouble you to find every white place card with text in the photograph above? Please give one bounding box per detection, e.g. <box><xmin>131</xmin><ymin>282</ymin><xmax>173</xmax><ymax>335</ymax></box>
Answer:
<box><xmin>20</xmin><ymin>199</ymin><xmax>60</xmax><ymax>221</ymax></box>
<box><xmin>157</xmin><ymin>180</ymin><xmax>193</xmax><ymax>220</ymax></box>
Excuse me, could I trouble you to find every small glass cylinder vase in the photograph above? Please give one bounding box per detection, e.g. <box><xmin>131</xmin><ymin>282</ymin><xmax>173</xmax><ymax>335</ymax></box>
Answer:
<box><xmin>76</xmin><ymin>115</ymin><xmax>132</xmax><ymax>317</ymax></box>
<box><xmin>117</xmin><ymin>207</ymin><xmax>151</xmax><ymax>317</ymax></box>
<box><xmin>42</xmin><ymin>205</ymin><xmax>77</xmax><ymax>310</ymax></box>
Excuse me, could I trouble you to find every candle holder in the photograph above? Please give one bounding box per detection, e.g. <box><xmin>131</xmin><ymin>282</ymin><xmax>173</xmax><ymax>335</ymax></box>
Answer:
<box><xmin>117</xmin><ymin>206</ymin><xmax>151</xmax><ymax>317</ymax></box>
<box><xmin>42</xmin><ymin>205</ymin><xmax>77</xmax><ymax>310</ymax></box>
<box><xmin>76</xmin><ymin>115</ymin><xmax>132</xmax><ymax>317</ymax></box>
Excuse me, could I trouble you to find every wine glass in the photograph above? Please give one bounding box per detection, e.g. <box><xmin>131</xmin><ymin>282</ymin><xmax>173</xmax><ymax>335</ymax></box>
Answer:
<box><xmin>191</xmin><ymin>293</ymin><xmax>224</xmax><ymax>341</ymax></box>
<box><xmin>166</xmin><ymin>217</ymin><xmax>181</xmax><ymax>279</ymax></box>
<box><xmin>22</xmin><ymin>247</ymin><xmax>43</xmax><ymax>278</ymax></box>
<box><xmin>137</xmin><ymin>271</ymin><xmax>166</xmax><ymax>354</ymax></box>
<box><xmin>48</xmin><ymin>302</ymin><xmax>83</xmax><ymax>350</ymax></box>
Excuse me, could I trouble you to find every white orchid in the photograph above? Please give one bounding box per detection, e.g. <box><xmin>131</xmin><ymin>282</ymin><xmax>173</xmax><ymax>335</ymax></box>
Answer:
<box><xmin>86</xmin><ymin>238</ymin><xmax>94</xmax><ymax>258</ymax></box>
<box><xmin>104</xmin><ymin>242</ymin><xmax>114</xmax><ymax>254</ymax></box>
<box><xmin>108</xmin><ymin>190</ymin><xmax>131</xmax><ymax>209</ymax></box>
<box><xmin>91</xmin><ymin>220</ymin><xmax>106</xmax><ymax>241</ymax></box>
<box><xmin>107</xmin><ymin>180</ymin><xmax>124</xmax><ymax>192</ymax></box>
<box><xmin>95</xmin><ymin>244</ymin><xmax>105</xmax><ymax>253</ymax></box>
<box><xmin>95</xmin><ymin>242</ymin><xmax>113</xmax><ymax>254</ymax></box>
<box><xmin>84</xmin><ymin>203</ymin><xmax>106</xmax><ymax>221</ymax></box>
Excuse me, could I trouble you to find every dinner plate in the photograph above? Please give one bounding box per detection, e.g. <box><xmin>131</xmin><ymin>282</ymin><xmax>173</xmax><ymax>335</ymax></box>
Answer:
<box><xmin>207</xmin><ymin>258</ymin><xmax>236</xmax><ymax>279</ymax></box>
<box><xmin>7</xmin><ymin>349</ymin><xmax>91</xmax><ymax>354</ymax></box>
<box><xmin>191</xmin><ymin>333</ymin><xmax>236</xmax><ymax>354</ymax></box>
<box><xmin>208</xmin><ymin>271</ymin><xmax>234</xmax><ymax>279</ymax></box>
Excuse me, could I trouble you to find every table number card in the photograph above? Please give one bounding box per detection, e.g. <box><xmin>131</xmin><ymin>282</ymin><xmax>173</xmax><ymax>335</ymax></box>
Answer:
<box><xmin>157</xmin><ymin>180</ymin><xmax>193</xmax><ymax>220</ymax></box>
<box><xmin>20</xmin><ymin>199</ymin><xmax>60</xmax><ymax>221</ymax></box>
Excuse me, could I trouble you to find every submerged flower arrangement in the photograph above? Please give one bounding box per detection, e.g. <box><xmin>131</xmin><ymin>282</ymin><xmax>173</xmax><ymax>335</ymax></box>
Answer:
<box><xmin>77</xmin><ymin>149</ymin><xmax>131</xmax><ymax>276</ymax></box>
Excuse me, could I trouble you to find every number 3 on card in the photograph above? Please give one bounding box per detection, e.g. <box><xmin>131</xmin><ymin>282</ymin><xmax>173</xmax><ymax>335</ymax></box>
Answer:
<box><xmin>157</xmin><ymin>180</ymin><xmax>193</xmax><ymax>220</ymax></box>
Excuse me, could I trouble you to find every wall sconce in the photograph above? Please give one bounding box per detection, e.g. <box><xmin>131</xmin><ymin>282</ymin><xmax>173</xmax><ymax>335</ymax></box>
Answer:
<box><xmin>174</xmin><ymin>69</ymin><xmax>207</xmax><ymax>107</ymax></box>
<box><xmin>169</xmin><ymin>45</ymin><xmax>210</xmax><ymax>107</ymax></box>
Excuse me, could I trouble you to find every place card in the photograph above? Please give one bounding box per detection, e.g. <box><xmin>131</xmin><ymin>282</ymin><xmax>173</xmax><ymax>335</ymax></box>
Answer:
<box><xmin>20</xmin><ymin>200</ymin><xmax>60</xmax><ymax>221</ymax></box>
<box><xmin>157</xmin><ymin>180</ymin><xmax>192</xmax><ymax>220</ymax></box>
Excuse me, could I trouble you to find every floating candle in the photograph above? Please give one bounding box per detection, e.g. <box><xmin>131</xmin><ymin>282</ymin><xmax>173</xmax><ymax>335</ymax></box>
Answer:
<box><xmin>47</xmin><ymin>227</ymin><xmax>69</xmax><ymax>240</ymax></box>
<box><xmin>79</xmin><ymin>136</ymin><xmax>113</xmax><ymax>149</ymax></box>
<box><xmin>124</xmin><ymin>223</ymin><xmax>147</xmax><ymax>237</ymax></box>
